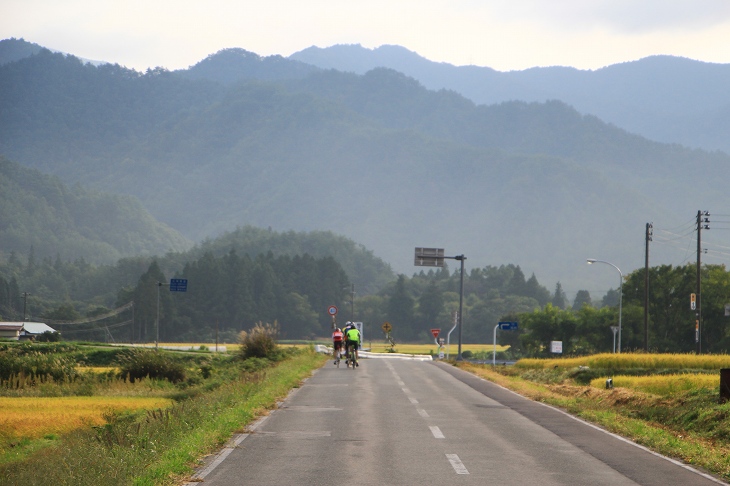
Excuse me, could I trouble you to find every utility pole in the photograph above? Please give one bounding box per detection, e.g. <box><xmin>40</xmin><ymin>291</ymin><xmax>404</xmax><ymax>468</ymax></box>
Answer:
<box><xmin>22</xmin><ymin>292</ymin><xmax>30</xmax><ymax>321</ymax></box>
<box><xmin>644</xmin><ymin>223</ymin><xmax>652</xmax><ymax>352</ymax></box>
<box><xmin>697</xmin><ymin>211</ymin><xmax>710</xmax><ymax>354</ymax></box>
<box><xmin>350</xmin><ymin>283</ymin><xmax>355</xmax><ymax>322</ymax></box>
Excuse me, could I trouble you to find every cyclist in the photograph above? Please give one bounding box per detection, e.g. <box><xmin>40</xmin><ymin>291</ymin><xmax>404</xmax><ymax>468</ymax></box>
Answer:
<box><xmin>342</xmin><ymin>322</ymin><xmax>355</xmax><ymax>359</ymax></box>
<box><xmin>332</xmin><ymin>327</ymin><xmax>344</xmax><ymax>365</ymax></box>
<box><xmin>345</xmin><ymin>324</ymin><xmax>361</xmax><ymax>367</ymax></box>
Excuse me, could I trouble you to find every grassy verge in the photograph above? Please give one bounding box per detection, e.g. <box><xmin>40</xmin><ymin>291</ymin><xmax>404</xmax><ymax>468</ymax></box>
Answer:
<box><xmin>0</xmin><ymin>349</ymin><xmax>327</xmax><ymax>486</ymax></box>
<box><xmin>458</xmin><ymin>363</ymin><xmax>730</xmax><ymax>481</ymax></box>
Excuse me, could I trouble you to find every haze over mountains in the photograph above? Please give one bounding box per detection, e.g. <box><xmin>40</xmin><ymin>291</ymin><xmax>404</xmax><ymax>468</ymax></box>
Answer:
<box><xmin>290</xmin><ymin>44</ymin><xmax>730</xmax><ymax>154</ymax></box>
<box><xmin>1</xmin><ymin>38</ymin><xmax>728</xmax><ymax>294</ymax></box>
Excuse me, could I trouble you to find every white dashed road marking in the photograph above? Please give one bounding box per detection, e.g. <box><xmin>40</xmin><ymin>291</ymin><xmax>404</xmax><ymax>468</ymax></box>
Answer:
<box><xmin>430</xmin><ymin>426</ymin><xmax>445</xmax><ymax>439</ymax></box>
<box><xmin>446</xmin><ymin>454</ymin><xmax>470</xmax><ymax>475</ymax></box>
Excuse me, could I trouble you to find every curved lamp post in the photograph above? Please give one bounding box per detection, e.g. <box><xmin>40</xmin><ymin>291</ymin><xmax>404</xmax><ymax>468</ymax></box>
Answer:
<box><xmin>587</xmin><ymin>259</ymin><xmax>623</xmax><ymax>353</ymax></box>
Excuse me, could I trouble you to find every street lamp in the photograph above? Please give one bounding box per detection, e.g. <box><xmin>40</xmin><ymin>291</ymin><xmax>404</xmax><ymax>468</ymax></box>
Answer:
<box><xmin>587</xmin><ymin>259</ymin><xmax>623</xmax><ymax>353</ymax></box>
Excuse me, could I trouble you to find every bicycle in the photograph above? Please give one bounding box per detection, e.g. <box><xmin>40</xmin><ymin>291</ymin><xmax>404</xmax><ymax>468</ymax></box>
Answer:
<box><xmin>347</xmin><ymin>341</ymin><xmax>358</xmax><ymax>369</ymax></box>
<box><xmin>333</xmin><ymin>347</ymin><xmax>341</xmax><ymax>368</ymax></box>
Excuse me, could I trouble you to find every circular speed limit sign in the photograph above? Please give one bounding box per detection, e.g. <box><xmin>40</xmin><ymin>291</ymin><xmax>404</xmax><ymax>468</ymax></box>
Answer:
<box><xmin>328</xmin><ymin>305</ymin><xmax>338</xmax><ymax>316</ymax></box>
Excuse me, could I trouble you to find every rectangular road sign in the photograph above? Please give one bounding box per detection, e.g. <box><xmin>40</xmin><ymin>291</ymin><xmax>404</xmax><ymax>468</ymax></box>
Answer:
<box><xmin>169</xmin><ymin>278</ymin><xmax>188</xmax><ymax>292</ymax></box>
<box><xmin>498</xmin><ymin>321</ymin><xmax>518</xmax><ymax>330</ymax></box>
<box><xmin>415</xmin><ymin>247</ymin><xmax>445</xmax><ymax>267</ymax></box>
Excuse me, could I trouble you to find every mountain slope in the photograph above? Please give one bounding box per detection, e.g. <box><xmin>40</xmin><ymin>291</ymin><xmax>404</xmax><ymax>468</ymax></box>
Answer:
<box><xmin>0</xmin><ymin>156</ymin><xmax>191</xmax><ymax>264</ymax></box>
<box><xmin>290</xmin><ymin>44</ymin><xmax>730</xmax><ymax>153</ymax></box>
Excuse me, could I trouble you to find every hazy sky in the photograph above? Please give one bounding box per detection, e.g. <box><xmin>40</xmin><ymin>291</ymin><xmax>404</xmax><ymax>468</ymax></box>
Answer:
<box><xmin>3</xmin><ymin>0</ymin><xmax>730</xmax><ymax>72</ymax></box>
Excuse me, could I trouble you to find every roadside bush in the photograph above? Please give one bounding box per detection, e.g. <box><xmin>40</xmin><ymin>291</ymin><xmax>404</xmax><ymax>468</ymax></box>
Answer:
<box><xmin>238</xmin><ymin>322</ymin><xmax>279</xmax><ymax>359</ymax></box>
<box><xmin>116</xmin><ymin>349</ymin><xmax>186</xmax><ymax>383</ymax></box>
<box><xmin>0</xmin><ymin>347</ymin><xmax>78</xmax><ymax>383</ymax></box>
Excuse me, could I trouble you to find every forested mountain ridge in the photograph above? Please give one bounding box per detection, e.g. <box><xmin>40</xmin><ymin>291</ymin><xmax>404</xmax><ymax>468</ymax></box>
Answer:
<box><xmin>0</xmin><ymin>156</ymin><xmax>191</xmax><ymax>264</ymax></box>
<box><xmin>290</xmin><ymin>44</ymin><xmax>730</xmax><ymax>153</ymax></box>
<box><xmin>1</xmin><ymin>42</ymin><xmax>726</xmax><ymax>291</ymax></box>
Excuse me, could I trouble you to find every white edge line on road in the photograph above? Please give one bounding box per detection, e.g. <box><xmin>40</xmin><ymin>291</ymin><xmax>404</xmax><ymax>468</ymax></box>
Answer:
<box><xmin>473</xmin><ymin>375</ymin><xmax>727</xmax><ymax>485</ymax></box>
<box><xmin>183</xmin><ymin>370</ymin><xmax>319</xmax><ymax>484</ymax></box>
<box><xmin>185</xmin><ymin>433</ymin><xmax>249</xmax><ymax>483</ymax></box>
<box><xmin>430</xmin><ymin>425</ymin><xmax>445</xmax><ymax>439</ymax></box>
<box><xmin>446</xmin><ymin>454</ymin><xmax>469</xmax><ymax>474</ymax></box>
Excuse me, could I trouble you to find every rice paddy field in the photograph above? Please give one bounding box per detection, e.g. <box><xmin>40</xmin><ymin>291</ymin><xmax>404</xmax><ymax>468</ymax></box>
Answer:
<box><xmin>515</xmin><ymin>352</ymin><xmax>730</xmax><ymax>371</ymax></box>
<box><xmin>365</xmin><ymin>342</ymin><xmax>509</xmax><ymax>355</ymax></box>
<box><xmin>589</xmin><ymin>374</ymin><xmax>719</xmax><ymax>396</ymax></box>
<box><xmin>0</xmin><ymin>396</ymin><xmax>173</xmax><ymax>442</ymax></box>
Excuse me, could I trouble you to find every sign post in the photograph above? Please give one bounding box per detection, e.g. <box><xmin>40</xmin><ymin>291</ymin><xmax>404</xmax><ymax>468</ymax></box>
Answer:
<box><xmin>493</xmin><ymin>321</ymin><xmax>518</xmax><ymax>365</ymax></box>
<box><xmin>415</xmin><ymin>248</ymin><xmax>466</xmax><ymax>360</ymax></box>
<box><xmin>328</xmin><ymin>305</ymin><xmax>338</xmax><ymax>329</ymax></box>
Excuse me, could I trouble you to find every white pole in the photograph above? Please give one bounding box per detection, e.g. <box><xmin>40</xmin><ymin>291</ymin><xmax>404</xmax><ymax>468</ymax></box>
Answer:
<box><xmin>493</xmin><ymin>324</ymin><xmax>500</xmax><ymax>366</ymax></box>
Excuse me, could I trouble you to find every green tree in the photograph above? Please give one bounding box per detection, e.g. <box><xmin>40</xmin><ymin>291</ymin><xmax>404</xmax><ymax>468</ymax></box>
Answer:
<box><xmin>417</xmin><ymin>280</ymin><xmax>444</xmax><ymax>327</ymax></box>
<box><xmin>551</xmin><ymin>282</ymin><xmax>567</xmax><ymax>309</ymax></box>
<box><xmin>519</xmin><ymin>304</ymin><xmax>577</xmax><ymax>356</ymax></box>
<box><xmin>386</xmin><ymin>275</ymin><xmax>415</xmax><ymax>339</ymax></box>
<box><xmin>572</xmin><ymin>290</ymin><xmax>592</xmax><ymax>310</ymax></box>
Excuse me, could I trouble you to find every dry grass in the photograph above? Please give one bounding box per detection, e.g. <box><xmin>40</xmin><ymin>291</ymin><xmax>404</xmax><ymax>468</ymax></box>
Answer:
<box><xmin>0</xmin><ymin>396</ymin><xmax>172</xmax><ymax>442</ymax></box>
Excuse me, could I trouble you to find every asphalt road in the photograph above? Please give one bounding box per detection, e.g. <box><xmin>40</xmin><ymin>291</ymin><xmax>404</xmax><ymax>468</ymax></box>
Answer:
<box><xmin>186</xmin><ymin>357</ymin><xmax>726</xmax><ymax>485</ymax></box>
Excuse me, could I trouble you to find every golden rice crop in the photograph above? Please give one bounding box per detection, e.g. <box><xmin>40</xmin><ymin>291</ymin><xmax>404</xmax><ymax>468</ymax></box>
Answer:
<box><xmin>515</xmin><ymin>353</ymin><xmax>730</xmax><ymax>370</ymax></box>
<box><xmin>367</xmin><ymin>342</ymin><xmax>509</xmax><ymax>354</ymax></box>
<box><xmin>0</xmin><ymin>396</ymin><xmax>172</xmax><ymax>441</ymax></box>
<box><xmin>590</xmin><ymin>373</ymin><xmax>718</xmax><ymax>396</ymax></box>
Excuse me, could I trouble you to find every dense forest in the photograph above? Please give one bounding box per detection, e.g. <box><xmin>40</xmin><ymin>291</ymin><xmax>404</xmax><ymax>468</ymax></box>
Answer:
<box><xmin>4</xmin><ymin>230</ymin><xmax>729</xmax><ymax>356</ymax></box>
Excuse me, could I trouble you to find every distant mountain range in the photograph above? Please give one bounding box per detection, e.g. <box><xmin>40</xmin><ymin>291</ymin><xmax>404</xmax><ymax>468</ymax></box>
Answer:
<box><xmin>290</xmin><ymin>44</ymin><xmax>730</xmax><ymax>154</ymax></box>
<box><xmin>1</xmin><ymin>38</ymin><xmax>727</xmax><ymax>294</ymax></box>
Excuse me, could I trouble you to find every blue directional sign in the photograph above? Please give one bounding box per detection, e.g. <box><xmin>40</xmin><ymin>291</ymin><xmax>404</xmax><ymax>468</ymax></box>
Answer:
<box><xmin>498</xmin><ymin>321</ymin><xmax>518</xmax><ymax>330</ymax></box>
<box><xmin>169</xmin><ymin>278</ymin><xmax>188</xmax><ymax>292</ymax></box>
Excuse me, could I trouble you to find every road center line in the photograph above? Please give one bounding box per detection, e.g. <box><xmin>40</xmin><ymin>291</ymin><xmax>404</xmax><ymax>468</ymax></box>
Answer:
<box><xmin>446</xmin><ymin>454</ymin><xmax>469</xmax><ymax>474</ymax></box>
<box><xmin>408</xmin><ymin>397</ymin><xmax>419</xmax><ymax>404</ymax></box>
<box><xmin>430</xmin><ymin>426</ymin><xmax>445</xmax><ymax>438</ymax></box>
<box><xmin>417</xmin><ymin>408</ymin><xmax>429</xmax><ymax>418</ymax></box>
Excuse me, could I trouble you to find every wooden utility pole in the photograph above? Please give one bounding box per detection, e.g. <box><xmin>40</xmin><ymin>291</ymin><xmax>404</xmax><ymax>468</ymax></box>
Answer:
<box><xmin>644</xmin><ymin>223</ymin><xmax>652</xmax><ymax>352</ymax></box>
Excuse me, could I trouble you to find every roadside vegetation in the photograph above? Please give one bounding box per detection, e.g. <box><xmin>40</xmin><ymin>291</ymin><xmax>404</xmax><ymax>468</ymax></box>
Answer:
<box><xmin>0</xmin><ymin>329</ymin><xmax>327</xmax><ymax>485</ymax></box>
<box><xmin>458</xmin><ymin>353</ymin><xmax>730</xmax><ymax>481</ymax></box>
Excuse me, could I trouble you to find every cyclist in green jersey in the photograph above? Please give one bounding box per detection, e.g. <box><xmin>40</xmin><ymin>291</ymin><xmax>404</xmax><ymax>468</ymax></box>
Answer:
<box><xmin>345</xmin><ymin>325</ymin><xmax>361</xmax><ymax>366</ymax></box>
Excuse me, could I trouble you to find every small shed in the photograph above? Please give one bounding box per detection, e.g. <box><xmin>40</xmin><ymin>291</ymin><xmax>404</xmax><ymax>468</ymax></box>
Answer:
<box><xmin>0</xmin><ymin>323</ymin><xmax>23</xmax><ymax>340</ymax></box>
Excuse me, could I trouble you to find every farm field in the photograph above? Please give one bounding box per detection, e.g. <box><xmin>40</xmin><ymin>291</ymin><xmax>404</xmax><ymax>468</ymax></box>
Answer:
<box><xmin>589</xmin><ymin>374</ymin><xmax>719</xmax><ymax>396</ymax></box>
<box><xmin>515</xmin><ymin>352</ymin><xmax>730</xmax><ymax>370</ymax></box>
<box><xmin>0</xmin><ymin>396</ymin><xmax>172</xmax><ymax>443</ymax></box>
<box><xmin>364</xmin><ymin>342</ymin><xmax>509</xmax><ymax>355</ymax></box>
<box><xmin>0</xmin><ymin>341</ymin><xmax>327</xmax><ymax>484</ymax></box>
